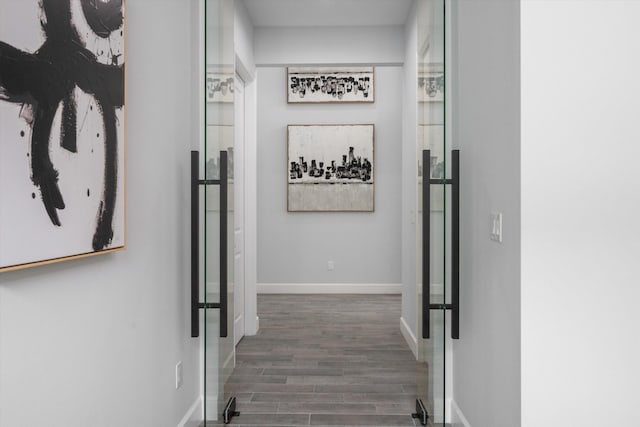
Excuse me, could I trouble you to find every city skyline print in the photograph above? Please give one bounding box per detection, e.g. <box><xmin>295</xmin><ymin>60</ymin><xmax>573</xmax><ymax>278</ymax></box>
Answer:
<box><xmin>287</xmin><ymin>124</ymin><xmax>374</xmax><ymax>212</ymax></box>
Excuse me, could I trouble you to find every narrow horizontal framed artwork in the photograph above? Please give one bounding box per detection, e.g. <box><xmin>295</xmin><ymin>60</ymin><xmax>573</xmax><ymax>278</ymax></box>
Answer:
<box><xmin>287</xmin><ymin>66</ymin><xmax>375</xmax><ymax>104</ymax></box>
<box><xmin>206</xmin><ymin>69</ymin><xmax>234</xmax><ymax>103</ymax></box>
<box><xmin>0</xmin><ymin>0</ymin><xmax>126</xmax><ymax>272</ymax></box>
<box><xmin>287</xmin><ymin>124</ymin><xmax>375</xmax><ymax>212</ymax></box>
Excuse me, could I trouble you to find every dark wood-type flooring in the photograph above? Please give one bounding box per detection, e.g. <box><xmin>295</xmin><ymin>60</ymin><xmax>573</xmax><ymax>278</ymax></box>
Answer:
<box><xmin>222</xmin><ymin>294</ymin><xmax>420</xmax><ymax>426</ymax></box>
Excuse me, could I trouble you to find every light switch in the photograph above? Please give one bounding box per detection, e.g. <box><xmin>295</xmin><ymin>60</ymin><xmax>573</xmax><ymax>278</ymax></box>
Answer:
<box><xmin>490</xmin><ymin>212</ymin><xmax>503</xmax><ymax>243</ymax></box>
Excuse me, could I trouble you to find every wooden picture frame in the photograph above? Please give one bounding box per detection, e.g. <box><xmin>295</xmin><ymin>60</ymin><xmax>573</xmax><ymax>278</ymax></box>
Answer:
<box><xmin>287</xmin><ymin>124</ymin><xmax>375</xmax><ymax>212</ymax></box>
<box><xmin>287</xmin><ymin>67</ymin><xmax>375</xmax><ymax>104</ymax></box>
<box><xmin>0</xmin><ymin>0</ymin><xmax>126</xmax><ymax>272</ymax></box>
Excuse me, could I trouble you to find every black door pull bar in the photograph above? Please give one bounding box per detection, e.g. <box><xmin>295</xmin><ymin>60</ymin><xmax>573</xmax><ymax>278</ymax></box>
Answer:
<box><xmin>422</xmin><ymin>149</ymin><xmax>459</xmax><ymax>339</ymax></box>
<box><xmin>191</xmin><ymin>150</ymin><xmax>228</xmax><ymax>338</ymax></box>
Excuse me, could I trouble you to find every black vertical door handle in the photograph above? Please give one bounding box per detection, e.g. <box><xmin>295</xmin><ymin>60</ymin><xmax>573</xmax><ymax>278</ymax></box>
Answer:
<box><xmin>421</xmin><ymin>149</ymin><xmax>460</xmax><ymax>340</ymax></box>
<box><xmin>219</xmin><ymin>151</ymin><xmax>228</xmax><ymax>338</ymax></box>
<box><xmin>190</xmin><ymin>150</ymin><xmax>229</xmax><ymax>339</ymax></box>
<box><xmin>422</xmin><ymin>150</ymin><xmax>431</xmax><ymax>339</ymax></box>
<box><xmin>191</xmin><ymin>151</ymin><xmax>200</xmax><ymax>338</ymax></box>
<box><xmin>451</xmin><ymin>150</ymin><xmax>460</xmax><ymax>340</ymax></box>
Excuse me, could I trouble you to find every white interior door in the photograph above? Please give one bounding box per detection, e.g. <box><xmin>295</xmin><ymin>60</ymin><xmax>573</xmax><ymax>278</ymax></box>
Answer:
<box><xmin>233</xmin><ymin>74</ymin><xmax>245</xmax><ymax>346</ymax></box>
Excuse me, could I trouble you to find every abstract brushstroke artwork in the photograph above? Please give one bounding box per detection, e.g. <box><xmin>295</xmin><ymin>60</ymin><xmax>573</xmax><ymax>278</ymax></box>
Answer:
<box><xmin>206</xmin><ymin>72</ymin><xmax>233</xmax><ymax>103</ymax></box>
<box><xmin>288</xmin><ymin>124</ymin><xmax>374</xmax><ymax>212</ymax></box>
<box><xmin>0</xmin><ymin>0</ymin><xmax>125</xmax><ymax>271</ymax></box>
<box><xmin>418</xmin><ymin>64</ymin><xmax>444</xmax><ymax>102</ymax></box>
<box><xmin>287</xmin><ymin>67</ymin><xmax>374</xmax><ymax>104</ymax></box>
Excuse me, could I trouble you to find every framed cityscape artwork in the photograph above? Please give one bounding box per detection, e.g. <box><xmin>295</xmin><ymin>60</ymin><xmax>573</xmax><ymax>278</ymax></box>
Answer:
<box><xmin>0</xmin><ymin>0</ymin><xmax>126</xmax><ymax>271</ymax></box>
<box><xmin>418</xmin><ymin>124</ymin><xmax>445</xmax><ymax>212</ymax></box>
<box><xmin>287</xmin><ymin>67</ymin><xmax>375</xmax><ymax>103</ymax></box>
<box><xmin>205</xmin><ymin>125</ymin><xmax>234</xmax><ymax>212</ymax></box>
<box><xmin>287</xmin><ymin>124</ymin><xmax>374</xmax><ymax>212</ymax></box>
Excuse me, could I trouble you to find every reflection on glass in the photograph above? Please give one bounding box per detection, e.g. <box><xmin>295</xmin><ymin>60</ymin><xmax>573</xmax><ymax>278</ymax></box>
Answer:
<box><xmin>416</xmin><ymin>0</ymin><xmax>447</xmax><ymax>425</ymax></box>
<box><xmin>203</xmin><ymin>0</ymin><xmax>234</xmax><ymax>425</ymax></box>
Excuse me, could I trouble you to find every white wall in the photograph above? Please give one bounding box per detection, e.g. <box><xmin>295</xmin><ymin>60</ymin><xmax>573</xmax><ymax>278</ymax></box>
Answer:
<box><xmin>256</xmin><ymin>66</ymin><xmax>403</xmax><ymax>286</ymax></box>
<box><xmin>521</xmin><ymin>1</ymin><xmax>640</xmax><ymax>425</ymax></box>
<box><xmin>235</xmin><ymin>0</ymin><xmax>256</xmax><ymax>77</ymax></box>
<box><xmin>0</xmin><ymin>1</ymin><xmax>200</xmax><ymax>426</ymax></box>
<box><xmin>254</xmin><ymin>24</ymin><xmax>404</xmax><ymax>288</ymax></box>
<box><xmin>451</xmin><ymin>1</ymin><xmax>521</xmax><ymax>426</ymax></box>
<box><xmin>254</xmin><ymin>26</ymin><xmax>405</xmax><ymax>66</ymax></box>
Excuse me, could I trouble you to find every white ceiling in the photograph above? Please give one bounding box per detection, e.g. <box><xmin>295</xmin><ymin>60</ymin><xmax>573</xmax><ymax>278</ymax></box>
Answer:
<box><xmin>242</xmin><ymin>0</ymin><xmax>414</xmax><ymax>27</ymax></box>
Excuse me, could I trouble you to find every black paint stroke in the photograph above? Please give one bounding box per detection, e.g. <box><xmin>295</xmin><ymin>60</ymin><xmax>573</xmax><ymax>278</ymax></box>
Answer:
<box><xmin>61</xmin><ymin>92</ymin><xmax>77</xmax><ymax>152</ymax></box>
<box><xmin>0</xmin><ymin>0</ymin><xmax>124</xmax><ymax>251</ymax></box>
<box><xmin>93</xmin><ymin>99</ymin><xmax>118</xmax><ymax>250</ymax></box>
<box><xmin>81</xmin><ymin>0</ymin><xmax>124</xmax><ymax>39</ymax></box>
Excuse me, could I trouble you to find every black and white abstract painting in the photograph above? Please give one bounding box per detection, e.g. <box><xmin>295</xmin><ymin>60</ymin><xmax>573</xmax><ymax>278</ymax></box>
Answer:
<box><xmin>206</xmin><ymin>72</ymin><xmax>233</xmax><ymax>103</ymax></box>
<box><xmin>0</xmin><ymin>0</ymin><xmax>125</xmax><ymax>271</ymax></box>
<box><xmin>418</xmin><ymin>65</ymin><xmax>444</xmax><ymax>102</ymax></box>
<box><xmin>288</xmin><ymin>124</ymin><xmax>374</xmax><ymax>212</ymax></box>
<box><xmin>287</xmin><ymin>67</ymin><xmax>374</xmax><ymax>104</ymax></box>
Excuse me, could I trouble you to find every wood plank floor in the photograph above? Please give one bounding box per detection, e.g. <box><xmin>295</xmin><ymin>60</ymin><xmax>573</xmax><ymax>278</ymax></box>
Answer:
<box><xmin>221</xmin><ymin>294</ymin><xmax>419</xmax><ymax>427</ymax></box>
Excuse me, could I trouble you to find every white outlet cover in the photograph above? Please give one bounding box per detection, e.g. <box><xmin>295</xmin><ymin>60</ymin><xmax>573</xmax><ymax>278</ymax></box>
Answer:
<box><xmin>175</xmin><ymin>361</ymin><xmax>183</xmax><ymax>389</ymax></box>
<box><xmin>490</xmin><ymin>212</ymin><xmax>503</xmax><ymax>243</ymax></box>
<box><xmin>327</xmin><ymin>261</ymin><xmax>335</xmax><ymax>271</ymax></box>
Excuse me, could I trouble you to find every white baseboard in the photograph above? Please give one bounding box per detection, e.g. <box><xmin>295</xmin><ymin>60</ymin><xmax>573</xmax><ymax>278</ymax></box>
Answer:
<box><xmin>257</xmin><ymin>283</ymin><xmax>402</xmax><ymax>294</ymax></box>
<box><xmin>400</xmin><ymin>316</ymin><xmax>418</xmax><ymax>359</ymax></box>
<box><xmin>205</xmin><ymin>395</ymin><xmax>219</xmax><ymax>422</ymax></box>
<box><xmin>451</xmin><ymin>400</ymin><xmax>471</xmax><ymax>427</ymax></box>
<box><xmin>177</xmin><ymin>396</ymin><xmax>202</xmax><ymax>427</ymax></box>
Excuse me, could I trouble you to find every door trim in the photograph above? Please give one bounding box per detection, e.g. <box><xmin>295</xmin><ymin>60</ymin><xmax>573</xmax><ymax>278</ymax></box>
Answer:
<box><xmin>236</xmin><ymin>56</ymin><xmax>258</xmax><ymax>336</ymax></box>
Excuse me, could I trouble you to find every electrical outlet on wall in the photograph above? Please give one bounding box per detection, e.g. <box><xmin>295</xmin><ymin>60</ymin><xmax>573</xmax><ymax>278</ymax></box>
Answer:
<box><xmin>327</xmin><ymin>260</ymin><xmax>335</xmax><ymax>271</ymax></box>
<box><xmin>175</xmin><ymin>361</ymin><xmax>183</xmax><ymax>389</ymax></box>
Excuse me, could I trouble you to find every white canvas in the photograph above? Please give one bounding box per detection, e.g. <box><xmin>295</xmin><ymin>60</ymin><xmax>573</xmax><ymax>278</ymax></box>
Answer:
<box><xmin>287</xmin><ymin>124</ymin><xmax>374</xmax><ymax>212</ymax></box>
<box><xmin>0</xmin><ymin>0</ymin><xmax>125</xmax><ymax>270</ymax></box>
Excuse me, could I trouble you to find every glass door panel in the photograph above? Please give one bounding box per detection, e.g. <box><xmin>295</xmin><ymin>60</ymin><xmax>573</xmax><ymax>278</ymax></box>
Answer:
<box><xmin>416</xmin><ymin>0</ymin><xmax>447</xmax><ymax>425</ymax></box>
<box><xmin>203</xmin><ymin>0</ymin><xmax>235</xmax><ymax>424</ymax></box>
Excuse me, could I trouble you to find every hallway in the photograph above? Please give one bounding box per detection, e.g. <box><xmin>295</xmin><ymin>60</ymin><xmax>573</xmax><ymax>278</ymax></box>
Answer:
<box><xmin>224</xmin><ymin>294</ymin><xmax>418</xmax><ymax>426</ymax></box>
